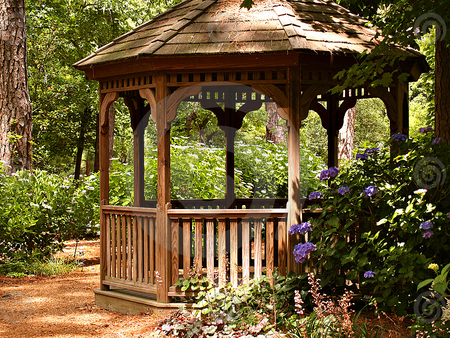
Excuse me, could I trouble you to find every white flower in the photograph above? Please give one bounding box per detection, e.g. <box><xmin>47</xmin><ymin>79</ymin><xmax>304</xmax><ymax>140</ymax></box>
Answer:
<box><xmin>441</xmin><ymin>299</ymin><xmax>450</xmax><ymax>322</ymax></box>
<box><xmin>42</xmin><ymin>203</ymin><xmax>52</xmax><ymax>210</ymax></box>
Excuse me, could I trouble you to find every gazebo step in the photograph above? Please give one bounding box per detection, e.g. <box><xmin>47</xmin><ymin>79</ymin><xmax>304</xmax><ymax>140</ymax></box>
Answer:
<box><xmin>94</xmin><ymin>288</ymin><xmax>191</xmax><ymax>315</ymax></box>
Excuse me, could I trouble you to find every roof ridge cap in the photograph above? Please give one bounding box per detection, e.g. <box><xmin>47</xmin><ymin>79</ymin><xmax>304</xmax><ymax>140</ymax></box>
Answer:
<box><xmin>272</xmin><ymin>1</ymin><xmax>310</xmax><ymax>50</ymax></box>
<box><xmin>140</xmin><ymin>0</ymin><xmax>218</xmax><ymax>56</ymax></box>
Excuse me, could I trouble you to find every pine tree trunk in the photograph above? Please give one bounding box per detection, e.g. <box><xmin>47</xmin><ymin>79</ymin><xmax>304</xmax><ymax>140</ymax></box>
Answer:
<box><xmin>435</xmin><ymin>40</ymin><xmax>450</xmax><ymax>144</ymax></box>
<box><xmin>0</xmin><ymin>0</ymin><xmax>32</xmax><ymax>172</ymax></box>
<box><xmin>339</xmin><ymin>107</ymin><xmax>356</xmax><ymax>162</ymax></box>
<box><xmin>265</xmin><ymin>102</ymin><xmax>287</xmax><ymax>144</ymax></box>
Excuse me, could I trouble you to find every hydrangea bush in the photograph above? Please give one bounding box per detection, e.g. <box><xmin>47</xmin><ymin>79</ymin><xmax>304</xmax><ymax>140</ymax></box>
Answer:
<box><xmin>296</xmin><ymin>131</ymin><xmax>450</xmax><ymax>315</ymax></box>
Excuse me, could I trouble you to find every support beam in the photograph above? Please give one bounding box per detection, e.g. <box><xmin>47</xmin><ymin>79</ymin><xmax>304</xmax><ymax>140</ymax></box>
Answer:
<box><xmin>327</xmin><ymin>93</ymin><xmax>340</xmax><ymax>169</ymax></box>
<box><xmin>154</xmin><ymin>73</ymin><xmax>172</xmax><ymax>303</ymax></box>
<box><xmin>287</xmin><ymin>66</ymin><xmax>302</xmax><ymax>274</ymax></box>
<box><xmin>125</xmin><ymin>97</ymin><xmax>147</xmax><ymax>207</ymax></box>
<box><xmin>99</xmin><ymin>91</ymin><xmax>119</xmax><ymax>291</ymax></box>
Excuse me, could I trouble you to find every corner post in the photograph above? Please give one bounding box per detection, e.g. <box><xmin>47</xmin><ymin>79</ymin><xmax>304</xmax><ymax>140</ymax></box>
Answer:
<box><xmin>99</xmin><ymin>90</ymin><xmax>119</xmax><ymax>291</ymax></box>
<box><xmin>287</xmin><ymin>66</ymin><xmax>302</xmax><ymax>274</ymax></box>
<box><xmin>155</xmin><ymin>73</ymin><xmax>172</xmax><ymax>303</ymax></box>
<box><xmin>327</xmin><ymin>93</ymin><xmax>340</xmax><ymax>168</ymax></box>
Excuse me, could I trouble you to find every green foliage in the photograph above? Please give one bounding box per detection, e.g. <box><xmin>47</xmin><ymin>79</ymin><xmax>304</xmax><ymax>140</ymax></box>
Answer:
<box><xmin>0</xmin><ymin>167</ymin><xmax>98</xmax><ymax>261</ymax></box>
<box><xmin>0</xmin><ymin>257</ymin><xmax>77</xmax><ymax>277</ymax></box>
<box><xmin>304</xmin><ymin>133</ymin><xmax>450</xmax><ymax>315</ymax></box>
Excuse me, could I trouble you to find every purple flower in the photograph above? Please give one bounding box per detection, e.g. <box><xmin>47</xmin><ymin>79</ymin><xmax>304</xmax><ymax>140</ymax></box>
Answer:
<box><xmin>356</xmin><ymin>153</ymin><xmax>369</xmax><ymax>160</ymax></box>
<box><xmin>364</xmin><ymin>271</ymin><xmax>375</xmax><ymax>278</ymax></box>
<box><xmin>361</xmin><ymin>185</ymin><xmax>377</xmax><ymax>197</ymax></box>
<box><xmin>328</xmin><ymin>166</ymin><xmax>340</xmax><ymax>178</ymax></box>
<box><xmin>365</xmin><ymin>147</ymin><xmax>380</xmax><ymax>154</ymax></box>
<box><xmin>447</xmin><ymin>212</ymin><xmax>450</xmax><ymax>219</ymax></box>
<box><xmin>392</xmin><ymin>133</ymin><xmax>408</xmax><ymax>142</ymax></box>
<box><xmin>319</xmin><ymin>169</ymin><xmax>330</xmax><ymax>181</ymax></box>
<box><xmin>432</xmin><ymin>137</ymin><xmax>443</xmax><ymax>145</ymax></box>
<box><xmin>309</xmin><ymin>192</ymin><xmax>323</xmax><ymax>200</ymax></box>
<box><xmin>319</xmin><ymin>167</ymin><xmax>340</xmax><ymax>181</ymax></box>
<box><xmin>419</xmin><ymin>127</ymin><xmax>433</xmax><ymax>133</ymax></box>
<box><xmin>338</xmin><ymin>186</ymin><xmax>350</xmax><ymax>195</ymax></box>
<box><xmin>419</xmin><ymin>221</ymin><xmax>433</xmax><ymax>230</ymax></box>
<box><xmin>293</xmin><ymin>242</ymin><xmax>316</xmax><ymax>263</ymax></box>
<box><xmin>289</xmin><ymin>222</ymin><xmax>312</xmax><ymax>235</ymax></box>
<box><xmin>423</xmin><ymin>230</ymin><xmax>434</xmax><ymax>239</ymax></box>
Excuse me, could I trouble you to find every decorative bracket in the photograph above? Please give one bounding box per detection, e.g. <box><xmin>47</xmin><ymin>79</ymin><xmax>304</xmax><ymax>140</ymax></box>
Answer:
<box><xmin>100</xmin><ymin>92</ymin><xmax>119</xmax><ymax>134</ymax></box>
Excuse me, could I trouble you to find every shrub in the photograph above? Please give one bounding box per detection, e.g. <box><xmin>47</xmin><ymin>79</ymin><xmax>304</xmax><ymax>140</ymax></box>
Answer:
<box><xmin>0</xmin><ymin>168</ymin><xmax>98</xmax><ymax>261</ymax></box>
<box><xmin>301</xmin><ymin>132</ymin><xmax>450</xmax><ymax>315</ymax></box>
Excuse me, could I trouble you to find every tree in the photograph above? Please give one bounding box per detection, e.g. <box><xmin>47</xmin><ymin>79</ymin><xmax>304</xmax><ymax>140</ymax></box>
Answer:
<box><xmin>0</xmin><ymin>0</ymin><xmax>33</xmax><ymax>171</ymax></box>
<box><xmin>336</xmin><ymin>0</ymin><xmax>450</xmax><ymax>143</ymax></box>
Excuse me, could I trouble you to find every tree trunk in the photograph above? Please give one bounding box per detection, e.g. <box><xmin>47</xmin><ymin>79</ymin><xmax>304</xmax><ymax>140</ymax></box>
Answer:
<box><xmin>435</xmin><ymin>40</ymin><xmax>450</xmax><ymax>144</ymax></box>
<box><xmin>74</xmin><ymin>108</ymin><xmax>90</xmax><ymax>180</ymax></box>
<box><xmin>339</xmin><ymin>107</ymin><xmax>356</xmax><ymax>162</ymax></box>
<box><xmin>0</xmin><ymin>0</ymin><xmax>32</xmax><ymax>172</ymax></box>
<box><xmin>265</xmin><ymin>102</ymin><xmax>287</xmax><ymax>144</ymax></box>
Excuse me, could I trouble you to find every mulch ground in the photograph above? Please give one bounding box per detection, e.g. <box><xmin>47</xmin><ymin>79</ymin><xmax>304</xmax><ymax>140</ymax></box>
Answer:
<box><xmin>0</xmin><ymin>240</ymin><xmax>164</xmax><ymax>338</ymax></box>
<box><xmin>0</xmin><ymin>240</ymin><xmax>417</xmax><ymax>337</ymax></box>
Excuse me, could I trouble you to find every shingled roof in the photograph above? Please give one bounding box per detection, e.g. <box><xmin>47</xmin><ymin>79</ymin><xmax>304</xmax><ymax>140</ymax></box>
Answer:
<box><xmin>74</xmin><ymin>0</ymin><xmax>421</xmax><ymax>69</ymax></box>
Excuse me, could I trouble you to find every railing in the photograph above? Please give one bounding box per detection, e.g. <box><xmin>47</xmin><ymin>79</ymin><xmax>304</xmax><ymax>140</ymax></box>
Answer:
<box><xmin>102</xmin><ymin>206</ymin><xmax>157</xmax><ymax>294</ymax></box>
<box><xmin>100</xmin><ymin>205</ymin><xmax>322</xmax><ymax>300</ymax></box>
<box><xmin>167</xmin><ymin>208</ymin><xmax>288</xmax><ymax>296</ymax></box>
<box><xmin>143</xmin><ymin>198</ymin><xmax>288</xmax><ymax>209</ymax></box>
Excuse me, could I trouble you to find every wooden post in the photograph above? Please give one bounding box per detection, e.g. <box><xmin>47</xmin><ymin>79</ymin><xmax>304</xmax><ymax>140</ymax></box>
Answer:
<box><xmin>155</xmin><ymin>73</ymin><xmax>172</xmax><ymax>303</ymax></box>
<box><xmin>99</xmin><ymin>91</ymin><xmax>119</xmax><ymax>290</ymax></box>
<box><xmin>402</xmin><ymin>84</ymin><xmax>409</xmax><ymax>137</ymax></box>
<box><xmin>225</xmin><ymin>88</ymin><xmax>236</xmax><ymax>208</ymax></box>
<box><xmin>287</xmin><ymin>67</ymin><xmax>302</xmax><ymax>274</ymax></box>
<box><xmin>327</xmin><ymin>93</ymin><xmax>339</xmax><ymax>168</ymax></box>
<box><xmin>133</xmin><ymin>100</ymin><xmax>145</xmax><ymax>207</ymax></box>
<box><xmin>225</xmin><ymin>128</ymin><xmax>236</xmax><ymax>208</ymax></box>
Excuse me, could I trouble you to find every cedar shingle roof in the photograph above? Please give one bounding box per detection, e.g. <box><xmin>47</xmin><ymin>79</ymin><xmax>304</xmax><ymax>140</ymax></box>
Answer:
<box><xmin>74</xmin><ymin>0</ymin><xmax>421</xmax><ymax>68</ymax></box>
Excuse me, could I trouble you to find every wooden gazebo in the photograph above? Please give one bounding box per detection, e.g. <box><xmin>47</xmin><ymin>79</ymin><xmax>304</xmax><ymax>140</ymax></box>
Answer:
<box><xmin>74</xmin><ymin>0</ymin><xmax>427</xmax><ymax>313</ymax></box>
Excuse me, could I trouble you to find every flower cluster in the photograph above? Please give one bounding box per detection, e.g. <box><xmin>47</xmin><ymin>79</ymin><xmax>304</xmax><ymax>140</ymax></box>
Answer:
<box><xmin>319</xmin><ymin>166</ymin><xmax>340</xmax><ymax>181</ymax></box>
<box><xmin>419</xmin><ymin>221</ymin><xmax>434</xmax><ymax>238</ymax></box>
<box><xmin>338</xmin><ymin>186</ymin><xmax>350</xmax><ymax>196</ymax></box>
<box><xmin>365</xmin><ymin>147</ymin><xmax>380</xmax><ymax>154</ymax></box>
<box><xmin>361</xmin><ymin>185</ymin><xmax>377</xmax><ymax>197</ymax></box>
<box><xmin>289</xmin><ymin>221</ymin><xmax>312</xmax><ymax>235</ymax></box>
<box><xmin>294</xmin><ymin>290</ymin><xmax>304</xmax><ymax>316</ymax></box>
<box><xmin>356</xmin><ymin>153</ymin><xmax>368</xmax><ymax>160</ymax></box>
<box><xmin>293</xmin><ymin>242</ymin><xmax>316</xmax><ymax>263</ymax></box>
<box><xmin>419</xmin><ymin>221</ymin><xmax>433</xmax><ymax>230</ymax></box>
<box><xmin>432</xmin><ymin>137</ymin><xmax>443</xmax><ymax>144</ymax></box>
<box><xmin>392</xmin><ymin>133</ymin><xmax>408</xmax><ymax>142</ymax></box>
<box><xmin>309</xmin><ymin>191</ymin><xmax>323</xmax><ymax>200</ymax></box>
<box><xmin>419</xmin><ymin>126</ymin><xmax>433</xmax><ymax>133</ymax></box>
<box><xmin>364</xmin><ymin>270</ymin><xmax>375</xmax><ymax>278</ymax></box>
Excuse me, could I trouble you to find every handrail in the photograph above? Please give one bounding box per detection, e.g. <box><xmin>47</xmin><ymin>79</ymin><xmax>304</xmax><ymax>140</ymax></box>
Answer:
<box><xmin>167</xmin><ymin>208</ymin><xmax>288</xmax><ymax>219</ymax></box>
<box><xmin>101</xmin><ymin>205</ymin><xmax>157</xmax><ymax>216</ymax></box>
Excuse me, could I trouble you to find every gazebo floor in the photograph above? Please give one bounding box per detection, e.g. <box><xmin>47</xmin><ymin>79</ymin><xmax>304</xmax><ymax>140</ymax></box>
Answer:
<box><xmin>94</xmin><ymin>288</ymin><xmax>193</xmax><ymax>315</ymax></box>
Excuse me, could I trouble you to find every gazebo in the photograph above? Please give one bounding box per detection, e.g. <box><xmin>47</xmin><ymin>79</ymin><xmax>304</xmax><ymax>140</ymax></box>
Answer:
<box><xmin>74</xmin><ymin>0</ymin><xmax>427</xmax><ymax>313</ymax></box>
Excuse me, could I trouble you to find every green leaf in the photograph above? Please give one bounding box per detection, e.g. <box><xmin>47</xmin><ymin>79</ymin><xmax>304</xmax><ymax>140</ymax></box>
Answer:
<box><xmin>417</xmin><ymin>279</ymin><xmax>434</xmax><ymax>290</ymax></box>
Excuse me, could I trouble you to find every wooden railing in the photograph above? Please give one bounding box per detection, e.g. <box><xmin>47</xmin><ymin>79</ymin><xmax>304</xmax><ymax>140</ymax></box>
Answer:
<box><xmin>100</xmin><ymin>205</ymin><xmax>323</xmax><ymax>300</ymax></box>
<box><xmin>143</xmin><ymin>198</ymin><xmax>288</xmax><ymax>209</ymax></box>
<box><xmin>167</xmin><ymin>208</ymin><xmax>288</xmax><ymax>295</ymax></box>
<box><xmin>101</xmin><ymin>206</ymin><xmax>157</xmax><ymax>294</ymax></box>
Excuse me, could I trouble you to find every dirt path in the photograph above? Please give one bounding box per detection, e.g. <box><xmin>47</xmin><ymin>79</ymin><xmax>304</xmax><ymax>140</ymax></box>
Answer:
<box><xmin>0</xmin><ymin>240</ymin><xmax>164</xmax><ymax>338</ymax></box>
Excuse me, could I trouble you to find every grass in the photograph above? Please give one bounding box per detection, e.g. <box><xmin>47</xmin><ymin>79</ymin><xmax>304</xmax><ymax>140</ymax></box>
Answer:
<box><xmin>0</xmin><ymin>257</ymin><xmax>78</xmax><ymax>278</ymax></box>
